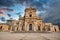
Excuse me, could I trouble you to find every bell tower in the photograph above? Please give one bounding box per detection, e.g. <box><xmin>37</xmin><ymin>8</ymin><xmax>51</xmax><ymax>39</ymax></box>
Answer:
<box><xmin>24</xmin><ymin>7</ymin><xmax>37</xmax><ymax>18</ymax></box>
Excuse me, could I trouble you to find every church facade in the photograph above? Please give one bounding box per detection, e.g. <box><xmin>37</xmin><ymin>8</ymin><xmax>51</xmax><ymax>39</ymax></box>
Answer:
<box><xmin>0</xmin><ymin>7</ymin><xmax>60</xmax><ymax>32</ymax></box>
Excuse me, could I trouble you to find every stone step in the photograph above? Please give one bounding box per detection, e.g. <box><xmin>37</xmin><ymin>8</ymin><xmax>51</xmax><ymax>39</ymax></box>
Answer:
<box><xmin>12</xmin><ymin>31</ymin><xmax>52</xmax><ymax>33</ymax></box>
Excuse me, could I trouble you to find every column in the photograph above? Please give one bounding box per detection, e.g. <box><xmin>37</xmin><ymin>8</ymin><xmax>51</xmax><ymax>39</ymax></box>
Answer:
<box><xmin>50</xmin><ymin>26</ymin><xmax>55</xmax><ymax>32</ymax></box>
<box><xmin>2</xmin><ymin>26</ymin><xmax>4</xmax><ymax>32</ymax></box>
<box><xmin>40</xmin><ymin>23</ymin><xmax>43</xmax><ymax>31</ymax></box>
<box><xmin>10</xmin><ymin>26</ymin><xmax>12</xmax><ymax>32</ymax></box>
<box><xmin>18</xmin><ymin>22</ymin><xmax>22</xmax><ymax>31</ymax></box>
<box><xmin>14</xmin><ymin>26</ymin><xmax>17</xmax><ymax>32</ymax></box>
<box><xmin>40</xmin><ymin>21</ymin><xmax>43</xmax><ymax>31</ymax></box>
<box><xmin>26</xmin><ymin>24</ymin><xmax>29</xmax><ymax>31</ymax></box>
<box><xmin>33</xmin><ymin>22</ymin><xmax>37</xmax><ymax>31</ymax></box>
<box><xmin>34</xmin><ymin>23</ymin><xmax>37</xmax><ymax>31</ymax></box>
<box><xmin>45</xmin><ymin>27</ymin><xmax>47</xmax><ymax>31</ymax></box>
<box><xmin>20</xmin><ymin>26</ymin><xmax>22</xmax><ymax>31</ymax></box>
<box><xmin>34</xmin><ymin>25</ymin><xmax>36</xmax><ymax>31</ymax></box>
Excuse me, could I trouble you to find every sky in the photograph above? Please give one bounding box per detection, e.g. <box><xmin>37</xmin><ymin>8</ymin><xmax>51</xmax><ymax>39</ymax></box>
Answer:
<box><xmin>0</xmin><ymin>0</ymin><xmax>60</xmax><ymax>26</ymax></box>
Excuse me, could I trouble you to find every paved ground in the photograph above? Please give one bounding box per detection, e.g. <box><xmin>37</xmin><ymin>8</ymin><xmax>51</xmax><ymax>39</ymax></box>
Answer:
<box><xmin>0</xmin><ymin>32</ymin><xmax>60</xmax><ymax>40</ymax></box>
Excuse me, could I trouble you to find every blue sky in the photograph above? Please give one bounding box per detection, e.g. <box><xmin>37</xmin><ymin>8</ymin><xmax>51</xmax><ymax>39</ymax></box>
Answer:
<box><xmin>0</xmin><ymin>0</ymin><xmax>60</xmax><ymax>26</ymax></box>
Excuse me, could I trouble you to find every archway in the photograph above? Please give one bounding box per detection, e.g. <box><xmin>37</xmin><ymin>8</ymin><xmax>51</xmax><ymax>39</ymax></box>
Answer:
<box><xmin>29</xmin><ymin>24</ymin><xmax>32</xmax><ymax>31</ymax></box>
<box><xmin>8</xmin><ymin>26</ymin><xmax>11</xmax><ymax>30</ymax></box>
<box><xmin>45</xmin><ymin>25</ymin><xmax>50</xmax><ymax>31</ymax></box>
<box><xmin>0</xmin><ymin>26</ymin><xmax>2</xmax><ymax>30</ymax></box>
<box><xmin>38</xmin><ymin>26</ymin><xmax>40</xmax><ymax>31</ymax></box>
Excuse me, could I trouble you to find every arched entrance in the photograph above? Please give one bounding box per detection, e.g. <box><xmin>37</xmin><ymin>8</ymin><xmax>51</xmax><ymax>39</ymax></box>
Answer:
<box><xmin>38</xmin><ymin>26</ymin><xmax>40</xmax><ymax>31</ymax></box>
<box><xmin>29</xmin><ymin>24</ymin><xmax>32</xmax><ymax>31</ymax></box>
<box><xmin>0</xmin><ymin>26</ymin><xmax>2</xmax><ymax>30</ymax></box>
<box><xmin>45</xmin><ymin>25</ymin><xmax>50</xmax><ymax>31</ymax></box>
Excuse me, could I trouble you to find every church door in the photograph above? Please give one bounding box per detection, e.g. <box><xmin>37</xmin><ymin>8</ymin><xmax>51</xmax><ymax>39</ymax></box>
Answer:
<box><xmin>29</xmin><ymin>24</ymin><xmax>32</xmax><ymax>31</ymax></box>
<box><xmin>38</xmin><ymin>26</ymin><xmax>40</xmax><ymax>31</ymax></box>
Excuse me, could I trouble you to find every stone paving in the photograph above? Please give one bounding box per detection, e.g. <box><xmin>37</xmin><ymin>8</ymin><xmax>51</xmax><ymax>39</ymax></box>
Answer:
<box><xmin>0</xmin><ymin>32</ymin><xmax>60</xmax><ymax>40</ymax></box>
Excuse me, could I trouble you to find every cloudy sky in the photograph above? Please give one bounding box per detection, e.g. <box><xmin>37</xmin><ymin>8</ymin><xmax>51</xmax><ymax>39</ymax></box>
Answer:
<box><xmin>0</xmin><ymin>0</ymin><xmax>60</xmax><ymax>25</ymax></box>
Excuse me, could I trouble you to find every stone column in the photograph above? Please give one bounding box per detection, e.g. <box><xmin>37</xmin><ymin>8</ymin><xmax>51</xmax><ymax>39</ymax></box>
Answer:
<box><xmin>40</xmin><ymin>22</ymin><xmax>43</xmax><ymax>31</ymax></box>
<box><xmin>26</xmin><ymin>24</ymin><xmax>29</xmax><ymax>31</ymax></box>
<box><xmin>14</xmin><ymin>26</ymin><xmax>17</xmax><ymax>32</ymax></box>
<box><xmin>24</xmin><ymin>22</ymin><xmax>27</xmax><ymax>31</ymax></box>
<box><xmin>55</xmin><ymin>26</ymin><xmax>59</xmax><ymax>32</ymax></box>
<box><xmin>40</xmin><ymin>24</ymin><xmax>43</xmax><ymax>31</ymax></box>
<box><xmin>35</xmin><ymin>25</ymin><xmax>37</xmax><ymax>31</ymax></box>
<box><xmin>50</xmin><ymin>25</ymin><xmax>55</xmax><ymax>32</ymax></box>
<box><xmin>53</xmin><ymin>27</ymin><xmax>55</xmax><ymax>32</ymax></box>
<box><xmin>40</xmin><ymin>26</ymin><xmax>42</xmax><ymax>31</ymax></box>
<box><xmin>34</xmin><ymin>24</ymin><xmax>36</xmax><ymax>31</ymax></box>
<box><xmin>42</xmin><ymin>23</ymin><xmax>45</xmax><ymax>31</ymax></box>
<box><xmin>18</xmin><ymin>22</ymin><xmax>20</xmax><ymax>31</ymax></box>
<box><xmin>10</xmin><ymin>26</ymin><xmax>12</xmax><ymax>32</ymax></box>
<box><xmin>45</xmin><ymin>27</ymin><xmax>48</xmax><ymax>31</ymax></box>
<box><xmin>19</xmin><ymin>22</ymin><xmax>22</xmax><ymax>32</ymax></box>
<box><xmin>2</xmin><ymin>26</ymin><xmax>4</xmax><ymax>32</ymax></box>
<box><xmin>33</xmin><ymin>22</ymin><xmax>37</xmax><ymax>31</ymax></box>
<box><xmin>49</xmin><ymin>24</ymin><xmax>53</xmax><ymax>32</ymax></box>
<box><xmin>20</xmin><ymin>26</ymin><xmax>22</xmax><ymax>31</ymax></box>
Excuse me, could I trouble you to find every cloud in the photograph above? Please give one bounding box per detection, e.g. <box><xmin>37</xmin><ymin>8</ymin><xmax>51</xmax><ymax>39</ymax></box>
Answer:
<box><xmin>0</xmin><ymin>12</ymin><xmax>6</xmax><ymax>16</ymax></box>
<box><xmin>16</xmin><ymin>12</ymin><xmax>22</xmax><ymax>15</ymax></box>
<box><xmin>0</xmin><ymin>7</ymin><xmax>14</xmax><ymax>16</ymax></box>
<box><xmin>10</xmin><ymin>18</ymin><xmax>13</xmax><ymax>20</ymax></box>
<box><xmin>0</xmin><ymin>0</ymin><xmax>16</xmax><ymax>7</ymax></box>
<box><xmin>1</xmin><ymin>17</ymin><xmax>6</xmax><ymax>21</ymax></box>
<box><xmin>0</xmin><ymin>0</ymin><xmax>32</xmax><ymax>7</ymax></box>
<box><xmin>17</xmin><ymin>0</ymin><xmax>32</xmax><ymax>4</ymax></box>
<box><xmin>0</xmin><ymin>0</ymin><xmax>60</xmax><ymax>26</ymax></box>
<box><xmin>1</xmin><ymin>7</ymin><xmax>13</xmax><ymax>11</ymax></box>
<box><xmin>41</xmin><ymin>0</ymin><xmax>60</xmax><ymax>25</ymax></box>
<box><xmin>7</xmin><ymin>14</ymin><xmax>11</xmax><ymax>17</ymax></box>
<box><xmin>0</xmin><ymin>7</ymin><xmax>14</xmax><ymax>12</ymax></box>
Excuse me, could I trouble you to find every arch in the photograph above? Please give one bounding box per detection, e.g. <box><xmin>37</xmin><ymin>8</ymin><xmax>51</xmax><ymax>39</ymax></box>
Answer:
<box><xmin>8</xmin><ymin>26</ymin><xmax>11</xmax><ymax>30</ymax></box>
<box><xmin>0</xmin><ymin>26</ymin><xmax>2</xmax><ymax>30</ymax></box>
<box><xmin>29</xmin><ymin>24</ymin><xmax>32</xmax><ymax>30</ymax></box>
<box><xmin>54</xmin><ymin>27</ymin><xmax>57</xmax><ymax>32</ymax></box>
<box><xmin>45</xmin><ymin>25</ymin><xmax>50</xmax><ymax>31</ymax></box>
<box><xmin>47</xmin><ymin>26</ymin><xmax>50</xmax><ymax>31</ymax></box>
<box><xmin>55</xmin><ymin>28</ymin><xmax>56</xmax><ymax>32</ymax></box>
<box><xmin>38</xmin><ymin>26</ymin><xmax>40</xmax><ymax>30</ymax></box>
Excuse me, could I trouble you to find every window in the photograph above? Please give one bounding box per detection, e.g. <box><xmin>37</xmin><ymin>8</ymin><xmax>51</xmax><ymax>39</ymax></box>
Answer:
<box><xmin>29</xmin><ymin>14</ymin><xmax>32</xmax><ymax>17</ymax></box>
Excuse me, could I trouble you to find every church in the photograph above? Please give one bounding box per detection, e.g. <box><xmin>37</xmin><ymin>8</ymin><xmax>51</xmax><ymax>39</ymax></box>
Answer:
<box><xmin>0</xmin><ymin>7</ymin><xmax>59</xmax><ymax>32</ymax></box>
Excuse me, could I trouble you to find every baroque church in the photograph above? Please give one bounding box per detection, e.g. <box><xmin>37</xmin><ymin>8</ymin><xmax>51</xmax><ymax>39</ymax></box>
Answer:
<box><xmin>0</xmin><ymin>7</ymin><xmax>60</xmax><ymax>32</ymax></box>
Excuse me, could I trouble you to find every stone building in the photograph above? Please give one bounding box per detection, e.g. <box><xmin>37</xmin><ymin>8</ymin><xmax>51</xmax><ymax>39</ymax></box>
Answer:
<box><xmin>0</xmin><ymin>23</ymin><xmax>10</xmax><ymax>32</ymax></box>
<box><xmin>0</xmin><ymin>7</ymin><xmax>60</xmax><ymax>32</ymax></box>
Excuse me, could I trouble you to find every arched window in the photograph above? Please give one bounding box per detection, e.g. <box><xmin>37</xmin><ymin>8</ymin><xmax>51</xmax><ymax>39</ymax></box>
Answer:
<box><xmin>29</xmin><ymin>14</ymin><xmax>32</xmax><ymax>17</ymax></box>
